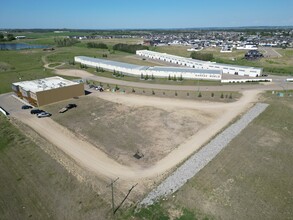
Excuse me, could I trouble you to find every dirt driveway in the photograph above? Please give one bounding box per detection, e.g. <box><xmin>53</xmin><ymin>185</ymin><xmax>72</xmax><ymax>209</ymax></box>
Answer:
<box><xmin>7</xmin><ymin>89</ymin><xmax>260</xmax><ymax>184</ymax></box>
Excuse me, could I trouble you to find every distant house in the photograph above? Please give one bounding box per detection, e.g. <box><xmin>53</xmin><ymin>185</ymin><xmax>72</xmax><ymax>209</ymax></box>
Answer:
<box><xmin>15</xmin><ymin>36</ymin><xmax>26</xmax><ymax>39</ymax></box>
<box><xmin>237</xmin><ymin>44</ymin><xmax>258</xmax><ymax>50</ymax></box>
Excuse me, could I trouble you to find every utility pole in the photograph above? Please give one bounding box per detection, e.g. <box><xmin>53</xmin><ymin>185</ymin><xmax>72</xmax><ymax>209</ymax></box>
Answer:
<box><xmin>114</xmin><ymin>183</ymin><xmax>138</xmax><ymax>214</ymax></box>
<box><xmin>107</xmin><ymin>177</ymin><xmax>119</xmax><ymax>214</ymax></box>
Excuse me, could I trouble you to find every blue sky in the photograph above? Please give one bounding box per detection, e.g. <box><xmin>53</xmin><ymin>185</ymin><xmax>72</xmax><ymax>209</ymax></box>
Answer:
<box><xmin>1</xmin><ymin>0</ymin><xmax>292</xmax><ymax>29</ymax></box>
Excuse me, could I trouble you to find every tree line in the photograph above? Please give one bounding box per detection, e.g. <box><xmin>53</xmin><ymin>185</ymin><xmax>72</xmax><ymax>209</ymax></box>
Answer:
<box><xmin>0</xmin><ymin>33</ymin><xmax>15</xmax><ymax>42</ymax></box>
<box><xmin>190</xmin><ymin>51</ymin><xmax>214</xmax><ymax>61</ymax></box>
<box><xmin>87</xmin><ymin>42</ymin><xmax>108</xmax><ymax>49</ymax></box>
<box><xmin>113</xmin><ymin>43</ymin><xmax>148</xmax><ymax>54</ymax></box>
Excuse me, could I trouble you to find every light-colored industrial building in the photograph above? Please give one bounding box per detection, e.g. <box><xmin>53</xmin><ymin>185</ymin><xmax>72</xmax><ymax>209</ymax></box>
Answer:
<box><xmin>12</xmin><ymin>76</ymin><xmax>84</xmax><ymax>106</ymax></box>
<box><xmin>136</xmin><ymin>50</ymin><xmax>263</xmax><ymax>77</ymax></box>
<box><xmin>74</xmin><ymin>56</ymin><xmax>222</xmax><ymax>80</ymax></box>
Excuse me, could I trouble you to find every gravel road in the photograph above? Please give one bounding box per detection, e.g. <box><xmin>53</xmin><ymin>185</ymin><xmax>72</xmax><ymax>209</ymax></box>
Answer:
<box><xmin>140</xmin><ymin>103</ymin><xmax>269</xmax><ymax>206</ymax></box>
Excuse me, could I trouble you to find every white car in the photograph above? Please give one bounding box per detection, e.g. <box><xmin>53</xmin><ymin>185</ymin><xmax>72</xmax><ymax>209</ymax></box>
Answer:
<box><xmin>37</xmin><ymin>112</ymin><xmax>51</xmax><ymax>118</ymax></box>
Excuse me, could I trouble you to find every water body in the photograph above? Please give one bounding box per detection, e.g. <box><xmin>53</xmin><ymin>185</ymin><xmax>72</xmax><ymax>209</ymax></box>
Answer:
<box><xmin>0</xmin><ymin>43</ymin><xmax>48</xmax><ymax>50</ymax></box>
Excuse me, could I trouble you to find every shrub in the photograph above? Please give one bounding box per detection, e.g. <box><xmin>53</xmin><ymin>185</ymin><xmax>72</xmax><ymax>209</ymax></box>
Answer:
<box><xmin>87</xmin><ymin>42</ymin><xmax>108</xmax><ymax>49</ymax></box>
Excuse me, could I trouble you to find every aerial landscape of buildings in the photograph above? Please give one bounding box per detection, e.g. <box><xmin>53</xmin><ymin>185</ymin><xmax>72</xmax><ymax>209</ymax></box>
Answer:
<box><xmin>1</xmin><ymin>0</ymin><xmax>293</xmax><ymax>219</ymax></box>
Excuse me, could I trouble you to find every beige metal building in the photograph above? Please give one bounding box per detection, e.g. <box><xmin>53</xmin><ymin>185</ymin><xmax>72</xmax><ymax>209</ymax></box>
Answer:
<box><xmin>12</xmin><ymin>76</ymin><xmax>84</xmax><ymax>106</ymax></box>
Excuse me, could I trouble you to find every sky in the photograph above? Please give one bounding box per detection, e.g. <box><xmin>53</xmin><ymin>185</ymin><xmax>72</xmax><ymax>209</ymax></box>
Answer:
<box><xmin>0</xmin><ymin>0</ymin><xmax>292</xmax><ymax>29</ymax></box>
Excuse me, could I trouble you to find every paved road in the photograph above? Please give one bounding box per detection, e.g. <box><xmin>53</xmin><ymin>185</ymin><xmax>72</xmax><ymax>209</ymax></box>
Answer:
<box><xmin>55</xmin><ymin>69</ymin><xmax>293</xmax><ymax>92</ymax></box>
<box><xmin>260</xmin><ymin>46</ymin><xmax>282</xmax><ymax>58</ymax></box>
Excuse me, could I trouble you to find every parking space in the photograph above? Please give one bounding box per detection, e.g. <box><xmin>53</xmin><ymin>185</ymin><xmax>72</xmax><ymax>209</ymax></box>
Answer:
<box><xmin>0</xmin><ymin>93</ymin><xmax>26</xmax><ymax>115</ymax></box>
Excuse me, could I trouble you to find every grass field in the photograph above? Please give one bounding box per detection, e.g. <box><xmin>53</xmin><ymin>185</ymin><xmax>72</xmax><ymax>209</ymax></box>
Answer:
<box><xmin>0</xmin><ymin>115</ymin><xmax>112</xmax><ymax>220</ymax></box>
<box><xmin>151</xmin><ymin>91</ymin><xmax>293</xmax><ymax>220</ymax></box>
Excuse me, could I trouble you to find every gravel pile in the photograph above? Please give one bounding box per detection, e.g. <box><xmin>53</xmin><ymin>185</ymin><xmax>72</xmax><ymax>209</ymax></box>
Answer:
<box><xmin>140</xmin><ymin>103</ymin><xmax>269</xmax><ymax>206</ymax></box>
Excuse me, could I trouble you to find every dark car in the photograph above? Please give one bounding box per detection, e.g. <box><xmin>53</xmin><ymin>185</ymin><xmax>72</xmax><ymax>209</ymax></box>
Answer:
<box><xmin>66</xmin><ymin>104</ymin><xmax>77</xmax><ymax>109</ymax></box>
<box><xmin>22</xmin><ymin>105</ymin><xmax>33</xmax><ymax>109</ymax></box>
<box><xmin>30</xmin><ymin>109</ymin><xmax>44</xmax><ymax>114</ymax></box>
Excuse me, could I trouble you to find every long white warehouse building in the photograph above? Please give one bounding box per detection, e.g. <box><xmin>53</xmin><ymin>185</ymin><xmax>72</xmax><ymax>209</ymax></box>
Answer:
<box><xmin>74</xmin><ymin>56</ymin><xmax>222</xmax><ymax>80</ymax></box>
<box><xmin>136</xmin><ymin>50</ymin><xmax>263</xmax><ymax>77</ymax></box>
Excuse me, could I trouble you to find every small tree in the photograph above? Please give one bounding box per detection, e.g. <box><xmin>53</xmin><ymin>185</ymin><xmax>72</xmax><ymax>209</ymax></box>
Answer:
<box><xmin>132</xmin><ymin>88</ymin><xmax>135</xmax><ymax>93</ymax></box>
<box><xmin>211</xmin><ymin>92</ymin><xmax>214</xmax><ymax>97</ymax></box>
<box><xmin>115</xmin><ymin>84</ymin><xmax>119</xmax><ymax>91</ymax></box>
<box><xmin>198</xmin><ymin>92</ymin><xmax>202</xmax><ymax>97</ymax></box>
<box><xmin>145</xmin><ymin>74</ymin><xmax>149</xmax><ymax>80</ymax></box>
<box><xmin>168</xmin><ymin>74</ymin><xmax>171</xmax><ymax>80</ymax></box>
<box><xmin>141</xmin><ymin>73</ymin><xmax>144</xmax><ymax>79</ymax></box>
<box><xmin>175</xmin><ymin>91</ymin><xmax>178</xmax><ymax>96</ymax></box>
<box><xmin>173</xmin><ymin>75</ymin><xmax>177</xmax><ymax>81</ymax></box>
<box><xmin>179</xmin><ymin>74</ymin><xmax>183</xmax><ymax>81</ymax></box>
<box><xmin>152</xmin><ymin>90</ymin><xmax>155</xmax><ymax>95</ymax></box>
<box><xmin>220</xmin><ymin>93</ymin><xmax>224</xmax><ymax>99</ymax></box>
<box><xmin>229</xmin><ymin>93</ymin><xmax>232</xmax><ymax>99</ymax></box>
<box><xmin>151</xmin><ymin>74</ymin><xmax>155</xmax><ymax>80</ymax></box>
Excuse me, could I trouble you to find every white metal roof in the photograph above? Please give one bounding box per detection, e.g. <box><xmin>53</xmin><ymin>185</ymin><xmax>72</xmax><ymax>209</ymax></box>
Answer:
<box><xmin>76</xmin><ymin>56</ymin><xmax>148</xmax><ymax>70</ymax></box>
<box><xmin>76</xmin><ymin>56</ymin><xmax>221</xmax><ymax>74</ymax></box>
<box><xmin>13</xmin><ymin>76</ymin><xmax>79</xmax><ymax>93</ymax></box>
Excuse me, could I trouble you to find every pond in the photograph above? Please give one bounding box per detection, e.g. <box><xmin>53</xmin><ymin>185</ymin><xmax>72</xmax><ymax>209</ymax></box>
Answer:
<box><xmin>0</xmin><ymin>43</ymin><xmax>49</xmax><ymax>50</ymax></box>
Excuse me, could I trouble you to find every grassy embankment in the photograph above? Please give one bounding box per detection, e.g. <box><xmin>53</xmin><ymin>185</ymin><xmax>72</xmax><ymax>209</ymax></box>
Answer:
<box><xmin>0</xmin><ymin>116</ymin><xmax>111</xmax><ymax>220</ymax></box>
<box><xmin>137</xmin><ymin>91</ymin><xmax>293</xmax><ymax>220</ymax></box>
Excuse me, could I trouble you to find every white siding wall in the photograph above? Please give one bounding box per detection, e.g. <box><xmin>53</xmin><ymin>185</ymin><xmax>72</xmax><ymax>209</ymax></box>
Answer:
<box><xmin>136</xmin><ymin>50</ymin><xmax>262</xmax><ymax>77</ymax></box>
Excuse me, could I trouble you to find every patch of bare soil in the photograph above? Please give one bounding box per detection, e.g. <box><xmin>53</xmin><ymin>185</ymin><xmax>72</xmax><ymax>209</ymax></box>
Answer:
<box><xmin>44</xmin><ymin>96</ymin><xmax>213</xmax><ymax>168</ymax></box>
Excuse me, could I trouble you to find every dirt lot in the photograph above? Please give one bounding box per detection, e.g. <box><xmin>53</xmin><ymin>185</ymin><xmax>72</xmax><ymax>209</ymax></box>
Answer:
<box><xmin>43</xmin><ymin>95</ymin><xmax>214</xmax><ymax>168</ymax></box>
<box><xmin>162</xmin><ymin>92</ymin><xmax>293</xmax><ymax>219</ymax></box>
<box><xmin>4</xmin><ymin>90</ymin><xmax>259</xmax><ymax>183</ymax></box>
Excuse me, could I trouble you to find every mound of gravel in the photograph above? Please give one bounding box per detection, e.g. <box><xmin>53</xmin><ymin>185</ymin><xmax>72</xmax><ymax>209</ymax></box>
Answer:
<box><xmin>140</xmin><ymin>103</ymin><xmax>269</xmax><ymax>206</ymax></box>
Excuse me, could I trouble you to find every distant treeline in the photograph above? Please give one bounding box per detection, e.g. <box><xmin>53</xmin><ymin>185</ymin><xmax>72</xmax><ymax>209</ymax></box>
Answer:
<box><xmin>190</xmin><ymin>52</ymin><xmax>214</xmax><ymax>61</ymax></box>
<box><xmin>113</xmin><ymin>43</ymin><xmax>148</xmax><ymax>53</ymax></box>
<box><xmin>54</xmin><ymin>38</ymin><xmax>79</xmax><ymax>47</ymax></box>
<box><xmin>87</xmin><ymin>42</ymin><xmax>108</xmax><ymax>49</ymax></box>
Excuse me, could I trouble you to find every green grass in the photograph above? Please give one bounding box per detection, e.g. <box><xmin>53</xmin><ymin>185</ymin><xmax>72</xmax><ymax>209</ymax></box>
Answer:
<box><xmin>162</xmin><ymin>92</ymin><xmax>293</xmax><ymax>219</ymax></box>
<box><xmin>0</xmin><ymin>50</ymin><xmax>56</xmax><ymax>93</ymax></box>
<box><xmin>134</xmin><ymin>204</ymin><xmax>169</xmax><ymax>220</ymax></box>
<box><xmin>0</xmin><ymin>116</ymin><xmax>112</xmax><ymax>219</ymax></box>
<box><xmin>48</xmin><ymin>62</ymin><xmax>62</xmax><ymax>68</ymax></box>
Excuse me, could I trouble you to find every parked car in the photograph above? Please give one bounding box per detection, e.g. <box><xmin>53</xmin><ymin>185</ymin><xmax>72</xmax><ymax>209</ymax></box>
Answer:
<box><xmin>37</xmin><ymin>112</ymin><xmax>51</xmax><ymax>118</ymax></box>
<box><xmin>22</xmin><ymin>105</ymin><xmax>33</xmax><ymax>109</ymax></box>
<box><xmin>66</xmin><ymin>104</ymin><xmax>77</xmax><ymax>109</ymax></box>
<box><xmin>30</xmin><ymin>109</ymin><xmax>44</xmax><ymax>114</ymax></box>
<box><xmin>59</xmin><ymin>107</ymin><xmax>68</xmax><ymax>113</ymax></box>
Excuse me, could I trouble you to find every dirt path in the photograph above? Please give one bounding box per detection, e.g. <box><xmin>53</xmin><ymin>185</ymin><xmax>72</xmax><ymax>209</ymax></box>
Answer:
<box><xmin>12</xmin><ymin>90</ymin><xmax>260</xmax><ymax>182</ymax></box>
